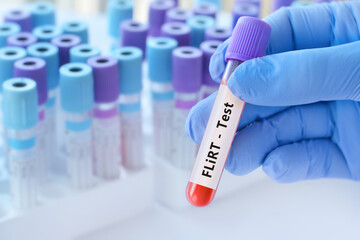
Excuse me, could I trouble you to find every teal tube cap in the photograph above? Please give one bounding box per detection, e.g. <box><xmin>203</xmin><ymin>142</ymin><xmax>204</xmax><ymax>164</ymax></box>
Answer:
<box><xmin>147</xmin><ymin>37</ymin><xmax>178</xmax><ymax>83</ymax></box>
<box><xmin>113</xmin><ymin>46</ymin><xmax>142</xmax><ymax>95</ymax></box>
<box><xmin>27</xmin><ymin>42</ymin><xmax>59</xmax><ymax>90</ymax></box>
<box><xmin>62</xmin><ymin>21</ymin><xmax>89</xmax><ymax>43</ymax></box>
<box><xmin>33</xmin><ymin>25</ymin><xmax>62</xmax><ymax>42</ymax></box>
<box><xmin>30</xmin><ymin>1</ymin><xmax>56</xmax><ymax>28</ymax></box>
<box><xmin>70</xmin><ymin>44</ymin><xmax>101</xmax><ymax>63</ymax></box>
<box><xmin>0</xmin><ymin>47</ymin><xmax>27</xmax><ymax>93</ymax></box>
<box><xmin>107</xmin><ymin>0</ymin><xmax>133</xmax><ymax>38</ymax></box>
<box><xmin>60</xmin><ymin>63</ymin><xmax>94</xmax><ymax>113</ymax></box>
<box><xmin>187</xmin><ymin>15</ymin><xmax>215</xmax><ymax>47</ymax></box>
<box><xmin>3</xmin><ymin>78</ymin><xmax>38</xmax><ymax>130</ymax></box>
<box><xmin>0</xmin><ymin>22</ymin><xmax>21</xmax><ymax>47</ymax></box>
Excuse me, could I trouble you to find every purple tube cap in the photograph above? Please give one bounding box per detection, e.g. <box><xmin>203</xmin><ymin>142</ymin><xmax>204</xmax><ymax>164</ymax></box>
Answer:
<box><xmin>172</xmin><ymin>46</ymin><xmax>203</xmax><ymax>93</ymax></box>
<box><xmin>87</xmin><ymin>56</ymin><xmax>119</xmax><ymax>103</ymax></box>
<box><xmin>4</xmin><ymin>9</ymin><xmax>32</xmax><ymax>32</ymax></box>
<box><xmin>200</xmin><ymin>40</ymin><xmax>222</xmax><ymax>86</ymax></box>
<box><xmin>121</xmin><ymin>20</ymin><xmax>148</xmax><ymax>54</ymax></box>
<box><xmin>149</xmin><ymin>0</ymin><xmax>175</xmax><ymax>36</ymax></box>
<box><xmin>14</xmin><ymin>57</ymin><xmax>48</xmax><ymax>105</ymax></box>
<box><xmin>205</xmin><ymin>27</ymin><xmax>232</xmax><ymax>42</ymax></box>
<box><xmin>161</xmin><ymin>22</ymin><xmax>191</xmax><ymax>46</ymax></box>
<box><xmin>193</xmin><ymin>2</ymin><xmax>217</xmax><ymax>19</ymax></box>
<box><xmin>225</xmin><ymin>17</ymin><xmax>271</xmax><ymax>62</ymax></box>
<box><xmin>51</xmin><ymin>34</ymin><xmax>81</xmax><ymax>66</ymax></box>
<box><xmin>7</xmin><ymin>32</ymin><xmax>37</xmax><ymax>48</ymax></box>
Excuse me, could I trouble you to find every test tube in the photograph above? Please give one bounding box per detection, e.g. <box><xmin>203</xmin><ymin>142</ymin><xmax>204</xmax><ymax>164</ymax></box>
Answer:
<box><xmin>0</xmin><ymin>47</ymin><xmax>27</xmax><ymax>175</ymax></box>
<box><xmin>62</xmin><ymin>21</ymin><xmax>89</xmax><ymax>44</ymax></box>
<box><xmin>51</xmin><ymin>34</ymin><xmax>81</xmax><ymax>66</ymax></box>
<box><xmin>107</xmin><ymin>0</ymin><xmax>133</xmax><ymax>46</ymax></box>
<box><xmin>60</xmin><ymin>63</ymin><xmax>94</xmax><ymax>189</ymax></box>
<box><xmin>70</xmin><ymin>44</ymin><xmax>101</xmax><ymax>63</ymax></box>
<box><xmin>200</xmin><ymin>40</ymin><xmax>221</xmax><ymax>99</ymax></box>
<box><xmin>171</xmin><ymin>46</ymin><xmax>202</xmax><ymax>169</ymax></box>
<box><xmin>187</xmin><ymin>15</ymin><xmax>215</xmax><ymax>48</ymax></box>
<box><xmin>113</xmin><ymin>47</ymin><xmax>144</xmax><ymax>170</ymax></box>
<box><xmin>27</xmin><ymin>43</ymin><xmax>59</xmax><ymax>171</ymax></box>
<box><xmin>0</xmin><ymin>23</ymin><xmax>20</xmax><ymax>47</ymax></box>
<box><xmin>29</xmin><ymin>1</ymin><xmax>56</xmax><ymax>28</ymax></box>
<box><xmin>196</xmin><ymin>0</ymin><xmax>221</xmax><ymax>8</ymax></box>
<box><xmin>273</xmin><ymin>0</ymin><xmax>295</xmax><ymax>11</ymax></box>
<box><xmin>4</xmin><ymin>9</ymin><xmax>32</xmax><ymax>33</ymax></box>
<box><xmin>33</xmin><ymin>25</ymin><xmax>62</xmax><ymax>42</ymax></box>
<box><xmin>205</xmin><ymin>27</ymin><xmax>232</xmax><ymax>42</ymax></box>
<box><xmin>165</xmin><ymin>8</ymin><xmax>193</xmax><ymax>23</ymax></box>
<box><xmin>14</xmin><ymin>57</ymin><xmax>48</xmax><ymax>183</ymax></box>
<box><xmin>148</xmin><ymin>0</ymin><xmax>175</xmax><ymax>37</ymax></box>
<box><xmin>193</xmin><ymin>2</ymin><xmax>218</xmax><ymax>19</ymax></box>
<box><xmin>121</xmin><ymin>20</ymin><xmax>148</xmax><ymax>57</ymax></box>
<box><xmin>161</xmin><ymin>22</ymin><xmax>191</xmax><ymax>47</ymax></box>
<box><xmin>3</xmin><ymin>78</ymin><xmax>38</xmax><ymax>209</ymax></box>
<box><xmin>186</xmin><ymin>17</ymin><xmax>271</xmax><ymax>207</ymax></box>
<box><xmin>232</xmin><ymin>2</ymin><xmax>259</xmax><ymax>28</ymax></box>
<box><xmin>147</xmin><ymin>37</ymin><xmax>178</xmax><ymax>160</ymax></box>
<box><xmin>7</xmin><ymin>32</ymin><xmax>38</xmax><ymax>48</ymax></box>
<box><xmin>88</xmin><ymin>56</ymin><xmax>120</xmax><ymax>180</ymax></box>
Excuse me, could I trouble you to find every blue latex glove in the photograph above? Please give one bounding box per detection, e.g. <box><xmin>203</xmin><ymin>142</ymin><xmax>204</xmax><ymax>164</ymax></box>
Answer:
<box><xmin>186</xmin><ymin>1</ymin><xmax>360</xmax><ymax>183</ymax></box>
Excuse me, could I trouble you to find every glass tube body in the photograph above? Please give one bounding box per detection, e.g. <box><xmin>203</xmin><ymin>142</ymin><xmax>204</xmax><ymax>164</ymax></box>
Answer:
<box><xmin>187</xmin><ymin>60</ymin><xmax>244</xmax><ymax>207</ymax></box>
<box><xmin>63</xmin><ymin>110</ymin><xmax>93</xmax><ymax>189</ymax></box>
<box><xmin>151</xmin><ymin>81</ymin><xmax>174</xmax><ymax>161</ymax></box>
<box><xmin>45</xmin><ymin>88</ymin><xmax>57</xmax><ymax>172</ymax></box>
<box><xmin>6</xmin><ymin>126</ymin><xmax>38</xmax><ymax>209</ymax></box>
<box><xmin>118</xmin><ymin>93</ymin><xmax>144</xmax><ymax>170</ymax></box>
<box><xmin>171</xmin><ymin>90</ymin><xmax>199</xmax><ymax>169</ymax></box>
<box><xmin>93</xmin><ymin>101</ymin><xmax>120</xmax><ymax>180</ymax></box>
<box><xmin>37</xmin><ymin>104</ymin><xmax>47</xmax><ymax>183</ymax></box>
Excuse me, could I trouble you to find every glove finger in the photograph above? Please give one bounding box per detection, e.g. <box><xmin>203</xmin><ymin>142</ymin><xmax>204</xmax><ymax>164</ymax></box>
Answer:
<box><xmin>262</xmin><ymin>139</ymin><xmax>351</xmax><ymax>183</ymax></box>
<box><xmin>185</xmin><ymin>92</ymin><xmax>287</xmax><ymax>144</ymax></box>
<box><xmin>225</xmin><ymin>102</ymin><xmax>334</xmax><ymax>176</ymax></box>
<box><xmin>265</xmin><ymin>1</ymin><xmax>360</xmax><ymax>54</ymax></box>
<box><xmin>209</xmin><ymin>39</ymin><xmax>229</xmax><ymax>84</ymax></box>
<box><xmin>228</xmin><ymin>41</ymin><xmax>360</xmax><ymax>106</ymax></box>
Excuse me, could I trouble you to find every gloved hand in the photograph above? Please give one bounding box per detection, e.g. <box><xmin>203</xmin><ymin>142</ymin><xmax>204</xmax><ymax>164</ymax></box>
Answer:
<box><xmin>185</xmin><ymin>1</ymin><xmax>360</xmax><ymax>183</ymax></box>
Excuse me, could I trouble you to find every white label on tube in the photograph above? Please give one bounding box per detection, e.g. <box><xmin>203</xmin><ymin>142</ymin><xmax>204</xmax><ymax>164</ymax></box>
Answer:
<box><xmin>189</xmin><ymin>84</ymin><xmax>245</xmax><ymax>190</ymax></box>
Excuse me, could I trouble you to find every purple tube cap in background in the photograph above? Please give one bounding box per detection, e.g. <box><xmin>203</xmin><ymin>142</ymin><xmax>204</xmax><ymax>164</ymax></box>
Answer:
<box><xmin>4</xmin><ymin>9</ymin><xmax>32</xmax><ymax>32</ymax></box>
<box><xmin>13</xmin><ymin>57</ymin><xmax>48</xmax><ymax>105</ymax></box>
<box><xmin>172</xmin><ymin>46</ymin><xmax>203</xmax><ymax>93</ymax></box>
<box><xmin>7</xmin><ymin>32</ymin><xmax>38</xmax><ymax>48</ymax></box>
<box><xmin>87</xmin><ymin>56</ymin><xmax>119</xmax><ymax>103</ymax></box>
<box><xmin>165</xmin><ymin>7</ymin><xmax>193</xmax><ymax>23</ymax></box>
<box><xmin>121</xmin><ymin>20</ymin><xmax>149</xmax><ymax>56</ymax></box>
<box><xmin>148</xmin><ymin>0</ymin><xmax>175</xmax><ymax>37</ymax></box>
<box><xmin>161</xmin><ymin>22</ymin><xmax>191</xmax><ymax>47</ymax></box>
<box><xmin>193</xmin><ymin>2</ymin><xmax>218</xmax><ymax>19</ymax></box>
<box><xmin>200</xmin><ymin>40</ymin><xmax>221</xmax><ymax>87</ymax></box>
<box><xmin>205</xmin><ymin>27</ymin><xmax>232</xmax><ymax>42</ymax></box>
<box><xmin>51</xmin><ymin>34</ymin><xmax>81</xmax><ymax>66</ymax></box>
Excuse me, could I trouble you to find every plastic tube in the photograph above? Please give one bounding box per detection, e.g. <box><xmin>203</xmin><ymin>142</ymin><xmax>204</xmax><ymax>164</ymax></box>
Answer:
<box><xmin>62</xmin><ymin>21</ymin><xmax>89</xmax><ymax>44</ymax></box>
<box><xmin>171</xmin><ymin>46</ymin><xmax>202</xmax><ymax>169</ymax></box>
<box><xmin>161</xmin><ymin>22</ymin><xmax>191</xmax><ymax>47</ymax></box>
<box><xmin>3</xmin><ymin>78</ymin><xmax>38</xmax><ymax>209</ymax></box>
<box><xmin>51</xmin><ymin>34</ymin><xmax>81</xmax><ymax>66</ymax></box>
<box><xmin>186</xmin><ymin>17</ymin><xmax>271</xmax><ymax>207</ymax></box>
<box><xmin>32</xmin><ymin>25</ymin><xmax>62</xmax><ymax>42</ymax></box>
<box><xmin>7</xmin><ymin>32</ymin><xmax>38</xmax><ymax>48</ymax></box>
<box><xmin>70</xmin><ymin>44</ymin><xmax>101</xmax><ymax>63</ymax></box>
<box><xmin>60</xmin><ymin>63</ymin><xmax>94</xmax><ymax>189</ymax></box>
<box><xmin>29</xmin><ymin>2</ymin><xmax>56</xmax><ymax>29</ymax></box>
<box><xmin>147</xmin><ymin>37</ymin><xmax>178</xmax><ymax>160</ymax></box>
<box><xmin>3</xmin><ymin>9</ymin><xmax>32</xmax><ymax>32</ymax></box>
<box><xmin>88</xmin><ymin>56</ymin><xmax>120</xmax><ymax>180</ymax></box>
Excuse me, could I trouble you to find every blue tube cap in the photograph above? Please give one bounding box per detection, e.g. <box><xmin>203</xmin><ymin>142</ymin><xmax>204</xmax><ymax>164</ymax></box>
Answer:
<box><xmin>70</xmin><ymin>44</ymin><xmax>101</xmax><ymax>63</ymax></box>
<box><xmin>147</xmin><ymin>37</ymin><xmax>178</xmax><ymax>83</ymax></box>
<box><xmin>3</xmin><ymin>78</ymin><xmax>38</xmax><ymax>130</ymax></box>
<box><xmin>27</xmin><ymin>42</ymin><xmax>59</xmax><ymax>90</ymax></box>
<box><xmin>33</xmin><ymin>25</ymin><xmax>62</xmax><ymax>42</ymax></box>
<box><xmin>0</xmin><ymin>22</ymin><xmax>21</xmax><ymax>47</ymax></box>
<box><xmin>196</xmin><ymin>0</ymin><xmax>220</xmax><ymax>7</ymax></box>
<box><xmin>0</xmin><ymin>47</ymin><xmax>27</xmax><ymax>93</ymax></box>
<box><xmin>187</xmin><ymin>15</ymin><xmax>215</xmax><ymax>47</ymax></box>
<box><xmin>107</xmin><ymin>0</ymin><xmax>133</xmax><ymax>38</ymax></box>
<box><xmin>60</xmin><ymin>63</ymin><xmax>94</xmax><ymax>113</ymax></box>
<box><xmin>30</xmin><ymin>2</ymin><xmax>56</xmax><ymax>28</ymax></box>
<box><xmin>62</xmin><ymin>21</ymin><xmax>89</xmax><ymax>43</ymax></box>
<box><xmin>113</xmin><ymin>47</ymin><xmax>142</xmax><ymax>95</ymax></box>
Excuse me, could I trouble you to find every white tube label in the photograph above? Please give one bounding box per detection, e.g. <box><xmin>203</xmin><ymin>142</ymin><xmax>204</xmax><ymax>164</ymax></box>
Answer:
<box><xmin>189</xmin><ymin>84</ymin><xmax>245</xmax><ymax>190</ymax></box>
